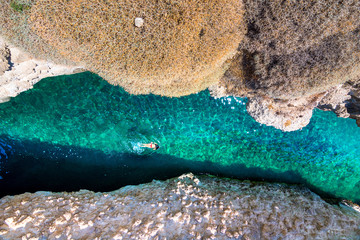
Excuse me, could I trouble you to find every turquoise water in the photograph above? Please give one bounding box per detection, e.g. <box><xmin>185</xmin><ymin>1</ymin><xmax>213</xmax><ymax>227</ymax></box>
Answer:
<box><xmin>0</xmin><ymin>72</ymin><xmax>359</xmax><ymax>202</ymax></box>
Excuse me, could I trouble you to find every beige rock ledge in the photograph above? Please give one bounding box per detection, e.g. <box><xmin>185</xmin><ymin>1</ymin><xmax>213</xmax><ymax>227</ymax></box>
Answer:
<box><xmin>247</xmin><ymin>83</ymin><xmax>360</xmax><ymax>132</ymax></box>
<box><xmin>246</xmin><ymin>95</ymin><xmax>318</xmax><ymax>132</ymax></box>
<box><xmin>0</xmin><ymin>37</ymin><xmax>84</xmax><ymax>103</ymax></box>
<box><xmin>211</xmin><ymin>83</ymin><xmax>360</xmax><ymax>132</ymax></box>
<box><xmin>0</xmin><ymin>173</ymin><xmax>359</xmax><ymax>239</ymax></box>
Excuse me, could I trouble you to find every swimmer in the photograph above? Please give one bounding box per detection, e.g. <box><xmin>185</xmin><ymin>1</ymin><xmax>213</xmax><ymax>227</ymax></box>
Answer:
<box><xmin>141</xmin><ymin>142</ymin><xmax>159</xmax><ymax>150</ymax></box>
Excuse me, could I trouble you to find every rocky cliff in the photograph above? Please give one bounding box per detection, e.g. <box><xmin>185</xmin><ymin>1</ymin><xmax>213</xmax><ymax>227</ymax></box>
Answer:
<box><xmin>1</xmin><ymin>174</ymin><xmax>360</xmax><ymax>239</ymax></box>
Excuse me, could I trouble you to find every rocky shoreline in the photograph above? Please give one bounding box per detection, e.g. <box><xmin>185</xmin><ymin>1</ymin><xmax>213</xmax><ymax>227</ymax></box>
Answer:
<box><xmin>1</xmin><ymin>174</ymin><xmax>359</xmax><ymax>239</ymax></box>
<box><xmin>0</xmin><ymin>37</ymin><xmax>84</xmax><ymax>103</ymax></box>
<box><xmin>1</xmin><ymin>36</ymin><xmax>360</xmax><ymax>132</ymax></box>
<box><xmin>210</xmin><ymin>82</ymin><xmax>360</xmax><ymax>131</ymax></box>
<box><xmin>1</xmin><ymin>0</ymin><xmax>360</xmax><ymax>131</ymax></box>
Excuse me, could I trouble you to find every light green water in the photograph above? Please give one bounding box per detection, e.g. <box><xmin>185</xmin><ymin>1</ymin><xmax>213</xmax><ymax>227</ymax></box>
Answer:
<box><xmin>0</xmin><ymin>72</ymin><xmax>359</xmax><ymax>201</ymax></box>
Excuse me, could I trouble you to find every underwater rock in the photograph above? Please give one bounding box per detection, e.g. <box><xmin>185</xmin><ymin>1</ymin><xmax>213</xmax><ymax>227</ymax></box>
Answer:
<box><xmin>0</xmin><ymin>37</ymin><xmax>84</xmax><ymax>103</ymax></box>
<box><xmin>1</xmin><ymin>174</ymin><xmax>359</xmax><ymax>239</ymax></box>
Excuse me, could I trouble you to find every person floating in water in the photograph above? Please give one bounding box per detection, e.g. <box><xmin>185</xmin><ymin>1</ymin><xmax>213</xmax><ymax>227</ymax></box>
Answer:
<box><xmin>141</xmin><ymin>142</ymin><xmax>159</xmax><ymax>150</ymax></box>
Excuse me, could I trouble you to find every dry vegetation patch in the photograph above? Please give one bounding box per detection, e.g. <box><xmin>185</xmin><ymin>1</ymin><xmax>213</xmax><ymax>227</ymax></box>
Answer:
<box><xmin>220</xmin><ymin>0</ymin><xmax>360</xmax><ymax>99</ymax></box>
<box><xmin>25</xmin><ymin>0</ymin><xmax>245</xmax><ymax>96</ymax></box>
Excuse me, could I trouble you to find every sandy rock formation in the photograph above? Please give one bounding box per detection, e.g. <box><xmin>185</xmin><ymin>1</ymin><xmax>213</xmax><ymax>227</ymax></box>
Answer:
<box><xmin>246</xmin><ymin>95</ymin><xmax>320</xmax><ymax>132</ymax></box>
<box><xmin>214</xmin><ymin>0</ymin><xmax>360</xmax><ymax>131</ymax></box>
<box><xmin>318</xmin><ymin>81</ymin><xmax>360</xmax><ymax>126</ymax></box>
<box><xmin>0</xmin><ymin>0</ymin><xmax>245</xmax><ymax>97</ymax></box>
<box><xmin>221</xmin><ymin>0</ymin><xmax>360</xmax><ymax>99</ymax></box>
<box><xmin>1</xmin><ymin>174</ymin><xmax>359</xmax><ymax>239</ymax></box>
<box><xmin>0</xmin><ymin>37</ymin><xmax>84</xmax><ymax>103</ymax></box>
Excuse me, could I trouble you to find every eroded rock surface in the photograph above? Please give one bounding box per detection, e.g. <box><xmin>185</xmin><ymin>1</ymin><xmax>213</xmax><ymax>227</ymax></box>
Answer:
<box><xmin>221</xmin><ymin>0</ymin><xmax>360</xmax><ymax>100</ymax></box>
<box><xmin>214</xmin><ymin>0</ymin><xmax>360</xmax><ymax>131</ymax></box>
<box><xmin>318</xmin><ymin>81</ymin><xmax>360</xmax><ymax>127</ymax></box>
<box><xmin>246</xmin><ymin>96</ymin><xmax>318</xmax><ymax>132</ymax></box>
<box><xmin>1</xmin><ymin>174</ymin><xmax>360</xmax><ymax>239</ymax></box>
<box><xmin>0</xmin><ymin>37</ymin><xmax>84</xmax><ymax>103</ymax></box>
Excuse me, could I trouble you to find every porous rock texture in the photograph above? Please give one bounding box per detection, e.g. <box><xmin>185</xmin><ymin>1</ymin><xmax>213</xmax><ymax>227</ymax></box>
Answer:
<box><xmin>210</xmin><ymin>82</ymin><xmax>360</xmax><ymax>131</ymax></box>
<box><xmin>244</xmin><ymin>83</ymin><xmax>360</xmax><ymax>131</ymax></box>
<box><xmin>221</xmin><ymin>0</ymin><xmax>360</xmax><ymax>99</ymax></box>
<box><xmin>318</xmin><ymin>81</ymin><xmax>360</xmax><ymax>126</ymax></box>
<box><xmin>216</xmin><ymin>0</ymin><xmax>360</xmax><ymax>131</ymax></box>
<box><xmin>246</xmin><ymin>95</ymin><xmax>319</xmax><ymax>132</ymax></box>
<box><xmin>1</xmin><ymin>174</ymin><xmax>360</xmax><ymax>239</ymax></box>
<box><xmin>0</xmin><ymin>37</ymin><xmax>84</xmax><ymax>103</ymax></box>
<box><xmin>0</xmin><ymin>0</ymin><xmax>245</xmax><ymax>97</ymax></box>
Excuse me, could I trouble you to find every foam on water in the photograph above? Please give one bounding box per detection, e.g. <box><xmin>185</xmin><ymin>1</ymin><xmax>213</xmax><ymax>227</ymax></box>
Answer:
<box><xmin>0</xmin><ymin>72</ymin><xmax>359</xmax><ymax>202</ymax></box>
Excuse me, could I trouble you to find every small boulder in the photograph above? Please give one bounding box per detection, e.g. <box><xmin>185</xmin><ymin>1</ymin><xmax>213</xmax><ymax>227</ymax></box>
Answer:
<box><xmin>134</xmin><ymin>17</ymin><xmax>144</xmax><ymax>28</ymax></box>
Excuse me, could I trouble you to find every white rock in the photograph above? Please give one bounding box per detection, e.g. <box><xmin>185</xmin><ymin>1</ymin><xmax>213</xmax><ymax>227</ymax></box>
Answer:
<box><xmin>9</xmin><ymin>47</ymin><xmax>31</xmax><ymax>64</ymax></box>
<box><xmin>134</xmin><ymin>17</ymin><xmax>144</xmax><ymax>27</ymax></box>
<box><xmin>247</xmin><ymin>96</ymin><xmax>315</xmax><ymax>132</ymax></box>
<box><xmin>0</xmin><ymin>35</ymin><xmax>85</xmax><ymax>103</ymax></box>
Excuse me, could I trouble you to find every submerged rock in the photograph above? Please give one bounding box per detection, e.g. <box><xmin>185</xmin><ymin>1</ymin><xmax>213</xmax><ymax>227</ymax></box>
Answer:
<box><xmin>1</xmin><ymin>174</ymin><xmax>359</xmax><ymax>239</ymax></box>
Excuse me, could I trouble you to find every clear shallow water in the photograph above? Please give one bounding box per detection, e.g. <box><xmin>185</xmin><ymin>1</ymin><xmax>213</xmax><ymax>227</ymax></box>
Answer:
<box><xmin>0</xmin><ymin>72</ymin><xmax>359</xmax><ymax>202</ymax></box>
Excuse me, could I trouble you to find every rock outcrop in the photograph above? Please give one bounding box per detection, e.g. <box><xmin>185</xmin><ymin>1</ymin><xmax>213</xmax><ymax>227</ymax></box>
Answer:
<box><xmin>215</xmin><ymin>0</ymin><xmax>360</xmax><ymax>131</ymax></box>
<box><xmin>220</xmin><ymin>0</ymin><xmax>360</xmax><ymax>99</ymax></box>
<box><xmin>0</xmin><ymin>37</ymin><xmax>84</xmax><ymax>103</ymax></box>
<box><xmin>0</xmin><ymin>0</ymin><xmax>246</xmax><ymax>97</ymax></box>
<box><xmin>318</xmin><ymin>81</ymin><xmax>360</xmax><ymax>126</ymax></box>
<box><xmin>246</xmin><ymin>96</ymin><xmax>318</xmax><ymax>132</ymax></box>
<box><xmin>210</xmin><ymin>82</ymin><xmax>360</xmax><ymax>131</ymax></box>
<box><xmin>1</xmin><ymin>174</ymin><xmax>359</xmax><ymax>239</ymax></box>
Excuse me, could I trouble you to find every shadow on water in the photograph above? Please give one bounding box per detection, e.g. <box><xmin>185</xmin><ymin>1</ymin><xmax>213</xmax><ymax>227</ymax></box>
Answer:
<box><xmin>1</xmin><ymin>72</ymin><xmax>360</xmax><ymax>204</ymax></box>
<box><xmin>0</xmin><ymin>135</ymin><xmax>350</xmax><ymax>205</ymax></box>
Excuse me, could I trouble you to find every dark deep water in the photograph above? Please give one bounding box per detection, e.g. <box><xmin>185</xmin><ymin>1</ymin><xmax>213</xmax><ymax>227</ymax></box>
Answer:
<box><xmin>0</xmin><ymin>72</ymin><xmax>359</xmax><ymax>203</ymax></box>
